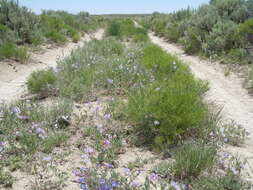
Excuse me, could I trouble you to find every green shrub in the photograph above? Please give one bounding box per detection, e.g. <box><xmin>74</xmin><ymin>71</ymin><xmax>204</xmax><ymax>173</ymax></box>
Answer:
<box><xmin>106</xmin><ymin>21</ymin><xmax>121</xmax><ymax>37</ymax></box>
<box><xmin>171</xmin><ymin>143</ymin><xmax>216</xmax><ymax>180</ymax></box>
<box><xmin>0</xmin><ymin>42</ymin><xmax>16</xmax><ymax>59</ymax></box>
<box><xmin>27</xmin><ymin>69</ymin><xmax>57</xmax><ymax>93</ymax></box>
<box><xmin>45</xmin><ymin>31</ymin><xmax>67</xmax><ymax>44</ymax></box>
<box><xmin>127</xmin><ymin>46</ymin><xmax>208</xmax><ymax>149</ymax></box>
<box><xmin>239</xmin><ymin>18</ymin><xmax>253</xmax><ymax>43</ymax></box>
<box><xmin>71</xmin><ymin>32</ymin><xmax>81</xmax><ymax>43</ymax></box>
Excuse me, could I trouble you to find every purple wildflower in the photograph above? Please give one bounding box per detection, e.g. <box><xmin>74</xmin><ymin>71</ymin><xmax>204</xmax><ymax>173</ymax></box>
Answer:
<box><xmin>149</xmin><ymin>173</ymin><xmax>160</xmax><ymax>181</ymax></box>
<box><xmin>35</xmin><ymin>128</ymin><xmax>46</xmax><ymax>135</ymax></box>
<box><xmin>99</xmin><ymin>183</ymin><xmax>112</xmax><ymax>190</ymax></box>
<box><xmin>31</xmin><ymin>123</ymin><xmax>39</xmax><ymax>129</ymax></box>
<box><xmin>80</xmin><ymin>184</ymin><xmax>89</xmax><ymax>190</ymax></box>
<box><xmin>104</xmin><ymin>114</ymin><xmax>111</xmax><ymax>120</ymax></box>
<box><xmin>103</xmin><ymin>163</ymin><xmax>113</xmax><ymax>169</ymax></box>
<box><xmin>42</xmin><ymin>156</ymin><xmax>52</xmax><ymax>161</ymax></box>
<box><xmin>84</xmin><ymin>147</ymin><xmax>94</xmax><ymax>154</ymax></box>
<box><xmin>99</xmin><ymin>179</ymin><xmax>106</xmax><ymax>184</ymax></box>
<box><xmin>122</xmin><ymin>168</ymin><xmax>130</xmax><ymax>176</ymax></box>
<box><xmin>130</xmin><ymin>181</ymin><xmax>141</xmax><ymax>187</ymax></box>
<box><xmin>79</xmin><ymin>177</ymin><xmax>86</xmax><ymax>184</ymax></box>
<box><xmin>103</xmin><ymin>139</ymin><xmax>110</xmax><ymax>145</ymax></box>
<box><xmin>73</xmin><ymin>170</ymin><xmax>85</xmax><ymax>177</ymax></box>
<box><xmin>11</xmin><ymin>106</ymin><xmax>21</xmax><ymax>114</ymax></box>
<box><xmin>111</xmin><ymin>181</ymin><xmax>119</xmax><ymax>188</ymax></box>
<box><xmin>170</xmin><ymin>181</ymin><xmax>181</xmax><ymax>190</ymax></box>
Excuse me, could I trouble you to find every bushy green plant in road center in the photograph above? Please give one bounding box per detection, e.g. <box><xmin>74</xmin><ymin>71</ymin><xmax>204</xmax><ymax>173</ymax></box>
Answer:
<box><xmin>127</xmin><ymin>45</ymin><xmax>208</xmax><ymax>149</ymax></box>
<box><xmin>27</xmin><ymin>69</ymin><xmax>57</xmax><ymax>93</ymax></box>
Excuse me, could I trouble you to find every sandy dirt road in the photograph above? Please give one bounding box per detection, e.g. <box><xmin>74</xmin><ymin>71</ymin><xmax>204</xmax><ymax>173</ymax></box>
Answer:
<box><xmin>0</xmin><ymin>29</ymin><xmax>104</xmax><ymax>104</ymax></box>
<box><xmin>149</xmin><ymin>32</ymin><xmax>253</xmax><ymax>178</ymax></box>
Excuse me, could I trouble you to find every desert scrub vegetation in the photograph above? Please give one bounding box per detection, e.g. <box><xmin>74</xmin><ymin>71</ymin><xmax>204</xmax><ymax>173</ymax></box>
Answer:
<box><xmin>0</xmin><ymin>98</ymin><xmax>72</xmax><ymax>184</ymax></box>
<box><xmin>142</xmin><ymin>0</ymin><xmax>253</xmax><ymax>65</ymax></box>
<box><xmin>7</xmin><ymin>28</ymin><xmax>250</xmax><ymax>189</ymax></box>
<box><xmin>106</xmin><ymin>19</ymin><xmax>149</xmax><ymax>42</ymax></box>
<box><xmin>0</xmin><ymin>0</ymin><xmax>105</xmax><ymax>62</ymax></box>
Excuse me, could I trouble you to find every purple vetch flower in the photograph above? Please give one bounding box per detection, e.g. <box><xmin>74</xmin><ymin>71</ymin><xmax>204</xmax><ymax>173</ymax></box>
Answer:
<box><xmin>31</xmin><ymin>123</ymin><xmax>39</xmax><ymax>130</ymax></box>
<box><xmin>170</xmin><ymin>181</ymin><xmax>181</xmax><ymax>190</ymax></box>
<box><xmin>11</xmin><ymin>106</ymin><xmax>21</xmax><ymax>114</ymax></box>
<box><xmin>149</xmin><ymin>173</ymin><xmax>160</xmax><ymax>181</ymax></box>
<box><xmin>104</xmin><ymin>114</ymin><xmax>111</xmax><ymax>120</ymax></box>
<box><xmin>103</xmin><ymin>163</ymin><xmax>113</xmax><ymax>169</ymax></box>
<box><xmin>155</xmin><ymin>87</ymin><xmax>161</xmax><ymax>91</ymax></box>
<box><xmin>99</xmin><ymin>179</ymin><xmax>106</xmax><ymax>184</ymax></box>
<box><xmin>42</xmin><ymin>156</ymin><xmax>52</xmax><ymax>161</ymax></box>
<box><xmin>122</xmin><ymin>168</ymin><xmax>130</xmax><ymax>176</ymax></box>
<box><xmin>73</xmin><ymin>170</ymin><xmax>85</xmax><ymax>177</ymax></box>
<box><xmin>35</xmin><ymin>128</ymin><xmax>46</xmax><ymax>135</ymax></box>
<box><xmin>80</xmin><ymin>184</ymin><xmax>89</xmax><ymax>190</ymax></box>
<box><xmin>0</xmin><ymin>141</ymin><xmax>6</xmax><ymax>146</ymax></box>
<box><xmin>99</xmin><ymin>184</ymin><xmax>112</xmax><ymax>190</ymax></box>
<box><xmin>103</xmin><ymin>139</ymin><xmax>110</xmax><ymax>145</ymax></box>
<box><xmin>111</xmin><ymin>181</ymin><xmax>119</xmax><ymax>188</ymax></box>
<box><xmin>130</xmin><ymin>181</ymin><xmax>141</xmax><ymax>187</ymax></box>
<box><xmin>84</xmin><ymin>147</ymin><xmax>94</xmax><ymax>154</ymax></box>
<box><xmin>79</xmin><ymin>177</ymin><xmax>86</xmax><ymax>184</ymax></box>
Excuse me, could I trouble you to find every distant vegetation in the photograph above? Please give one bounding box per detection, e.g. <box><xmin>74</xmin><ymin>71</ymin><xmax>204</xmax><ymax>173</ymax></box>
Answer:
<box><xmin>142</xmin><ymin>0</ymin><xmax>253</xmax><ymax>65</ymax></box>
<box><xmin>0</xmin><ymin>0</ymin><xmax>105</xmax><ymax>63</ymax></box>
<box><xmin>106</xmin><ymin>19</ymin><xmax>149</xmax><ymax>42</ymax></box>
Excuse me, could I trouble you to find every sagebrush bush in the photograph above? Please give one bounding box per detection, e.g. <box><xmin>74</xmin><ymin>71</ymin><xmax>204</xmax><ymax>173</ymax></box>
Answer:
<box><xmin>171</xmin><ymin>143</ymin><xmax>216</xmax><ymax>180</ymax></box>
<box><xmin>145</xmin><ymin>0</ymin><xmax>253</xmax><ymax>64</ymax></box>
<box><xmin>27</xmin><ymin>69</ymin><xmax>56</xmax><ymax>93</ymax></box>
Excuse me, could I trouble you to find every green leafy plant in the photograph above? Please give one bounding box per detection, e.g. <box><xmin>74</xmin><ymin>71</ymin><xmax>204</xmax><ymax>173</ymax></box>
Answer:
<box><xmin>27</xmin><ymin>69</ymin><xmax>57</xmax><ymax>93</ymax></box>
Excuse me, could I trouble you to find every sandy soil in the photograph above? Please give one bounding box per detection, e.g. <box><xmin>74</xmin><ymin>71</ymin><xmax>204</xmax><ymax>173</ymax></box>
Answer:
<box><xmin>0</xmin><ymin>29</ymin><xmax>104</xmax><ymax>104</ymax></box>
<box><xmin>149</xmin><ymin>32</ymin><xmax>253</xmax><ymax>178</ymax></box>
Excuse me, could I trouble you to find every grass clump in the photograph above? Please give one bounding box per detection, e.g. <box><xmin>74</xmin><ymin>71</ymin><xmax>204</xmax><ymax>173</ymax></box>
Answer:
<box><xmin>27</xmin><ymin>69</ymin><xmax>57</xmax><ymax>94</ymax></box>
<box><xmin>171</xmin><ymin>143</ymin><xmax>216</xmax><ymax>180</ymax></box>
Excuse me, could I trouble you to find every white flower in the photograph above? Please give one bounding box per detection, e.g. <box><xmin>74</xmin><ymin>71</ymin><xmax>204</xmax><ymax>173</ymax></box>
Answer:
<box><xmin>154</xmin><ymin>120</ymin><xmax>160</xmax><ymax>126</ymax></box>
<box><xmin>155</xmin><ymin>87</ymin><xmax>161</xmax><ymax>91</ymax></box>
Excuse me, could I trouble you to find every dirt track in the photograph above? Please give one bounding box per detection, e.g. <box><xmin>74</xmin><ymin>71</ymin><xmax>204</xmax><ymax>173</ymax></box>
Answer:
<box><xmin>149</xmin><ymin>32</ymin><xmax>253</xmax><ymax>178</ymax></box>
<box><xmin>0</xmin><ymin>29</ymin><xmax>104</xmax><ymax>104</ymax></box>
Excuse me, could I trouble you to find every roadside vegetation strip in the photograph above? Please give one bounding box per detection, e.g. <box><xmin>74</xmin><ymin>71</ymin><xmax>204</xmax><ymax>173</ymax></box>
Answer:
<box><xmin>140</xmin><ymin>0</ymin><xmax>253</xmax><ymax>91</ymax></box>
<box><xmin>0</xmin><ymin>18</ymin><xmax>251</xmax><ymax>189</ymax></box>
<box><xmin>0</xmin><ymin>0</ymin><xmax>105</xmax><ymax>63</ymax></box>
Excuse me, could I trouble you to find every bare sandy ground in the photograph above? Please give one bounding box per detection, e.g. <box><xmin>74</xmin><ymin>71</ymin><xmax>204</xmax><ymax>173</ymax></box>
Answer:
<box><xmin>149</xmin><ymin>32</ymin><xmax>253</xmax><ymax>178</ymax></box>
<box><xmin>0</xmin><ymin>29</ymin><xmax>104</xmax><ymax>104</ymax></box>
